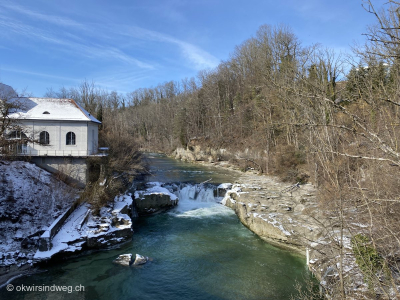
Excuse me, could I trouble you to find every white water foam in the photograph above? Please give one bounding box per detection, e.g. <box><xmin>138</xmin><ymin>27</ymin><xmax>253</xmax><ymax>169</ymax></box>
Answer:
<box><xmin>170</xmin><ymin>185</ymin><xmax>234</xmax><ymax>218</ymax></box>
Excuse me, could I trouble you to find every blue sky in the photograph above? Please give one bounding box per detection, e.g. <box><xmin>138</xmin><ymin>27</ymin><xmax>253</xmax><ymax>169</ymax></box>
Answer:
<box><xmin>0</xmin><ymin>0</ymin><xmax>379</xmax><ymax>97</ymax></box>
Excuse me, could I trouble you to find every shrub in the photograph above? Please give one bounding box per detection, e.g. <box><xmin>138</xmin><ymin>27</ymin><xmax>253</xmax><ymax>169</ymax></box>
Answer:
<box><xmin>351</xmin><ymin>234</ymin><xmax>389</xmax><ymax>290</ymax></box>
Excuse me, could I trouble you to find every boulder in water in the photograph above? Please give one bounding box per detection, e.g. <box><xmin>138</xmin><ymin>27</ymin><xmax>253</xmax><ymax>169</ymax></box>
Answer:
<box><xmin>113</xmin><ymin>254</ymin><xmax>133</xmax><ymax>266</ymax></box>
<box><xmin>113</xmin><ymin>253</ymin><xmax>148</xmax><ymax>266</ymax></box>
<box><xmin>133</xmin><ymin>253</ymin><xmax>148</xmax><ymax>265</ymax></box>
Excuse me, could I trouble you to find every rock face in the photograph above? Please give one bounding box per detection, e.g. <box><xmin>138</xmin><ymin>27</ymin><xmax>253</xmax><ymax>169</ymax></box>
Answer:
<box><xmin>134</xmin><ymin>182</ymin><xmax>178</xmax><ymax>215</ymax></box>
<box><xmin>216</xmin><ymin>183</ymin><xmax>232</xmax><ymax>198</ymax></box>
<box><xmin>173</xmin><ymin>146</ymin><xmax>228</xmax><ymax>163</ymax></box>
<box><xmin>221</xmin><ymin>176</ymin><xmax>320</xmax><ymax>252</ymax></box>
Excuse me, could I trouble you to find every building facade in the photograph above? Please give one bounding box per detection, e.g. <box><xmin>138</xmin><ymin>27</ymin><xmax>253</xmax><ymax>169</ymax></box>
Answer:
<box><xmin>5</xmin><ymin>97</ymin><xmax>102</xmax><ymax>186</ymax></box>
<box><xmin>7</xmin><ymin>97</ymin><xmax>100</xmax><ymax>156</ymax></box>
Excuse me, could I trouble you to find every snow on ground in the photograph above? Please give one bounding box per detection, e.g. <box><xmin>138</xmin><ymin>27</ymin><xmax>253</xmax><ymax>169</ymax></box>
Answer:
<box><xmin>0</xmin><ymin>161</ymin><xmax>77</xmax><ymax>255</ymax></box>
<box><xmin>0</xmin><ymin>160</ymin><xmax>79</xmax><ymax>284</ymax></box>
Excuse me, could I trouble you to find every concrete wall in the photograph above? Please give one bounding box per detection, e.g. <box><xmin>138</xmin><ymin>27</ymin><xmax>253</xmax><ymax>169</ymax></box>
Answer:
<box><xmin>31</xmin><ymin>156</ymin><xmax>88</xmax><ymax>187</ymax></box>
<box><xmin>38</xmin><ymin>201</ymin><xmax>80</xmax><ymax>251</ymax></box>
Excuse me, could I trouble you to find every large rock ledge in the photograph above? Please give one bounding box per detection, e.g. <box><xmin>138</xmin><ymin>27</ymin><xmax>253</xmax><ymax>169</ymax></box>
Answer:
<box><xmin>221</xmin><ymin>176</ymin><xmax>320</xmax><ymax>252</ymax></box>
<box><xmin>134</xmin><ymin>182</ymin><xmax>179</xmax><ymax>215</ymax></box>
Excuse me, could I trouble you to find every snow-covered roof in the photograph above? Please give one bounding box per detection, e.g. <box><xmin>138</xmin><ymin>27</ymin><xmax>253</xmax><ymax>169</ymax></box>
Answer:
<box><xmin>6</xmin><ymin>97</ymin><xmax>101</xmax><ymax>124</ymax></box>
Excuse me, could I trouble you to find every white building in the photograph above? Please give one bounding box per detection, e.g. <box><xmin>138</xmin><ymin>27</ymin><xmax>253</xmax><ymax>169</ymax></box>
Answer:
<box><xmin>6</xmin><ymin>97</ymin><xmax>101</xmax><ymax>157</ymax></box>
<box><xmin>1</xmin><ymin>89</ymin><xmax>102</xmax><ymax>186</ymax></box>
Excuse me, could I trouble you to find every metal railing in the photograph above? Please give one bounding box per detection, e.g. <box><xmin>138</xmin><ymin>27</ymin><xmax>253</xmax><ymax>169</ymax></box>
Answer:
<box><xmin>14</xmin><ymin>149</ymin><xmax>98</xmax><ymax>157</ymax></box>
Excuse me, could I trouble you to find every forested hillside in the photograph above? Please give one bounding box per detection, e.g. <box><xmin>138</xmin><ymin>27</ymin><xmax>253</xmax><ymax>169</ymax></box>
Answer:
<box><xmin>45</xmin><ymin>1</ymin><xmax>400</xmax><ymax>297</ymax></box>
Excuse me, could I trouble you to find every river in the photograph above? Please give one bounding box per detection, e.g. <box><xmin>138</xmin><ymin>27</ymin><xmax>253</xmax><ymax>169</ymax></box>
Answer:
<box><xmin>1</xmin><ymin>153</ymin><xmax>309</xmax><ymax>299</ymax></box>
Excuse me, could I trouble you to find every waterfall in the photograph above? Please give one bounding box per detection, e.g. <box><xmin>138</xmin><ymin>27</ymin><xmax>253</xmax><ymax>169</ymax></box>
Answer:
<box><xmin>175</xmin><ymin>184</ymin><xmax>217</xmax><ymax>202</ymax></box>
<box><xmin>167</xmin><ymin>183</ymin><xmax>232</xmax><ymax>218</ymax></box>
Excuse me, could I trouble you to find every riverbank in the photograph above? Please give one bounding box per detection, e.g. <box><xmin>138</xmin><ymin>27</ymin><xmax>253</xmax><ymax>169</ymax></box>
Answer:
<box><xmin>171</xmin><ymin>148</ymin><xmax>371</xmax><ymax>298</ymax></box>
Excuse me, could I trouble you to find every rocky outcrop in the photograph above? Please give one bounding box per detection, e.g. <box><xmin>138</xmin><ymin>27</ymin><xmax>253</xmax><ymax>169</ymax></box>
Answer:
<box><xmin>216</xmin><ymin>183</ymin><xmax>232</xmax><ymax>197</ymax></box>
<box><xmin>34</xmin><ymin>194</ymin><xmax>135</xmax><ymax>262</ymax></box>
<box><xmin>221</xmin><ymin>176</ymin><xmax>320</xmax><ymax>252</ymax></box>
<box><xmin>173</xmin><ymin>146</ymin><xmax>229</xmax><ymax>163</ymax></box>
<box><xmin>134</xmin><ymin>182</ymin><xmax>178</xmax><ymax>215</ymax></box>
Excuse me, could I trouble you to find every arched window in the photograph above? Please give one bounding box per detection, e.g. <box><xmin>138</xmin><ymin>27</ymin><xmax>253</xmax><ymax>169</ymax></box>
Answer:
<box><xmin>39</xmin><ymin>131</ymin><xmax>50</xmax><ymax>145</ymax></box>
<box><xmin>66</xmin><ymin>132</ymin><xmax>76</xmax><ymax>145</ymax></box>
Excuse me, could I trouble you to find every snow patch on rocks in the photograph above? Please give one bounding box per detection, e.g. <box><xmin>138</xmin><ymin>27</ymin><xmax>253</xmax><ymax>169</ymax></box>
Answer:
<box><xmin>134</xmin><ymin>182</ymin><xmax>179</xmax><ymax>215</ymax></box>
<box><xmin>34</xmin><ymin>194</ymin><xmax>134</xmax><ymax>261</ymax></box>
<box><xmin>134</xmin><ymin>182</ymin><xmax>177</xmax><ymax>201</ymax></box>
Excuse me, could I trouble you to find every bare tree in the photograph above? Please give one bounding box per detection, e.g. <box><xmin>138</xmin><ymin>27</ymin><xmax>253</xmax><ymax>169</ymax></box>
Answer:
<box><xmin>362</xmin><ymin>0</ymin><xmax>400</xmax><ymax>62</ymax></box>
<box><xmin>0</xmin><ymin>83</ymin><xmax>30</xmax><ymax>157</ymax></box>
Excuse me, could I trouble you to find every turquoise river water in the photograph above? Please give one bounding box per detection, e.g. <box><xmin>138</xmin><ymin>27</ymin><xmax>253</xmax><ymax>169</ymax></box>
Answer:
<box><xmin>1</xmin><ymin>153</ymin><xmax>309</xmax><ymax>300</ymax></box>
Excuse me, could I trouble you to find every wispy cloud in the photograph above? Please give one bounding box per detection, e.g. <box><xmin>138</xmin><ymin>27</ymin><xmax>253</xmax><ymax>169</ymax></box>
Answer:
<box><xmin>0</xmin><ymin>0</ymin><xmax>220</xmax><ymax>94</ymax></box>
<box><xmin>119</xmin><ymin>25</ymin><xmax>219</xmax><ymax>70</ymax></box>
<box><xmin>172</xmin><ymin>40</ymin><xmax>219</xmax><ymax>70</ymax></box>
<box><xmin>0</xmin><ymin>1</ymin><xmax>219</xmax><ymax>70</ymax></box>
<box><xmin>150</xmin><ymin>0</ymin><xmax>187</xmax><ymax>23</ymax></box>
<box><xmin>2</xmin><ymin>66</ymin><xmax>80</xmax><ymax>82</ymax></box>
<box><xmin>0</xmin><ymin>11</ymin><xmax>155</xmax><ymax>70</ymax></box>
<box><xmin>290</xmin><ymin>0</ymin><xmax>344</xmax><ymax>23</ymax></box>
<box><xmin>75</xmin><ymin>44</ymin><xmax>155</xmax><ymax>70</ymax></box>
<box><xmin>94</xmin><ymin>69</ymin><xmax>151</xmax><ymax>93</ymax></box>
<box><xmin>0</xmin><ymin>1</ymin><xmax>83</xmax><ymax>28</ymax></box>
<box><xmin>0</xmin><ymin>15</ymin><xmax>65</xmax><ymax>44</ymax></box>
